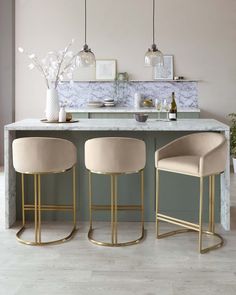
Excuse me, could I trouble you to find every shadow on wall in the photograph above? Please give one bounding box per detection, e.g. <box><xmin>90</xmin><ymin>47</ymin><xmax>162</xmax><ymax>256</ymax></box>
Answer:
<box><xmin>200</xmin><ymin>110</ymin><xmax>229</xmax><ymax>124</ymax></box>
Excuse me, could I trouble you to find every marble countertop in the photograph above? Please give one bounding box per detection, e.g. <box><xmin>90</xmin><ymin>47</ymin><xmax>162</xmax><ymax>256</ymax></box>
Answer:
<box><xmin>5</xmin><ymin>118</ymin><xmax>229</xmax><ymax>131</ymax></box>
<box><xmin>66</xmin><ymin>107</ymin><xmax>200</xmax><ymax>113</ymax></box>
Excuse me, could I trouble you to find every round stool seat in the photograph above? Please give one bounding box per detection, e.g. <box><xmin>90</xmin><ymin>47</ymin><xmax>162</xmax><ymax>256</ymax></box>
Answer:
<box><xmin>13</xmin><ymin>137</ymin><xmax>77</xmax><ymax>174</ymax></box>
<box><xmin>85</xmin><ymin>137</ymin><xmax>146</xmax><ymax>174</ymax></box>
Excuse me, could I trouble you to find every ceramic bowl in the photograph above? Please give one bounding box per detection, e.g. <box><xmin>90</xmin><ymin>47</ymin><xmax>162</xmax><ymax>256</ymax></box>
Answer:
<box><xmin>134</xmin><ymin>113</ymin><xmax>148</xmax><ymax>122</ymax></box>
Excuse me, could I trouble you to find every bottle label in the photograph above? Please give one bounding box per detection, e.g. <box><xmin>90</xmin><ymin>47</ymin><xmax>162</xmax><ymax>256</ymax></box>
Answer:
<box><xmin>169</xmin><ymin>113</ymin><xmax>177</xmax><ymax>120</ymax></box>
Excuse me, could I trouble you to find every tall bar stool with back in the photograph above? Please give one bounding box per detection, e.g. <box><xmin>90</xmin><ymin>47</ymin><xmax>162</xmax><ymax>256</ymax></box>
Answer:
<box><xmin>155</xmin><ymin>132</ymin><xmax>227</xmax><ymax>253</ymax></box>
<box><xmin>12</xmin><ymin>137</ymin><xmax>77</xmax><ymax>245</ymax></box>
<box><xmin>85</xmin><ymin>137</ymin><xmax>146</xmax><ymax>246</ymax></box>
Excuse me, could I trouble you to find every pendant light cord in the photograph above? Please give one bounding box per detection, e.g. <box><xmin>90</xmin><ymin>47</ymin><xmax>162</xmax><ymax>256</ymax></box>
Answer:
<box><xmin>85</xmin><ymin>0</ymin><xmax>87</xmax><ymax>45</ymax></box>
<box><xmin>153</xmin><ymin>0</ymin><xmax>155</xmax><ymax>45</ymax></box>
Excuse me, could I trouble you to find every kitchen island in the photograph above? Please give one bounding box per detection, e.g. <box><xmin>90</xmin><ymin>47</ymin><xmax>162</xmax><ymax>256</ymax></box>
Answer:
<box><xmin>4</xmin><ymin>118</ymin><xmax>230</xmax><ymax>230</ymax></box>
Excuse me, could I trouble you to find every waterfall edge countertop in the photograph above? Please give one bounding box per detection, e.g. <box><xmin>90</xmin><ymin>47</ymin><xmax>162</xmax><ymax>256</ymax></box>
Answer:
<box><xmin>4</xmin><ymin>118</ymin><xmax>230</xmax><ymax>231</ymax></box>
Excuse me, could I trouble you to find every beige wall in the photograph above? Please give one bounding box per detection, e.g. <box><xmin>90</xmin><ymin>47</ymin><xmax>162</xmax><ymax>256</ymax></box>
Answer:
<box><xmin>15</xmin><ymin>0</ymin><xmax>236</xmax><ymax>122</ymax></box>
<box><xmin>0</xmin><ymin>0</ymin><xmax>14</xmax><ymax>165</ymax></box>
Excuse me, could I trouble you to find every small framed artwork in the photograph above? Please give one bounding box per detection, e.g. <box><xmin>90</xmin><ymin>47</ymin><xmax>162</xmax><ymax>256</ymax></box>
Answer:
<box><xmin>96</xmin><ymin>59</ymin><xmax>117</xmax><ymax>81</ymax></box>
<box><xmin>153</xmin><ymin>55</ymin><xmax>174</xmax><ymax>80</ymax></box>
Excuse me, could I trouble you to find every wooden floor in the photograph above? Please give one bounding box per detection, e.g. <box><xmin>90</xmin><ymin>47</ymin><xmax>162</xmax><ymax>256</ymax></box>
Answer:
<box><xmin>0</xmin><ymin>169</ymin><xmax>236</xmax><ymax>294</ymax></box>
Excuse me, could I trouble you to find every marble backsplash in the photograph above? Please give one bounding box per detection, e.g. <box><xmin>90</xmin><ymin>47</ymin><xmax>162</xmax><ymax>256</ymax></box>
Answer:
<box><xmin>58</xmin><ymin>81</ymin><xmax>198</xmax><ymax>109</ymax></box>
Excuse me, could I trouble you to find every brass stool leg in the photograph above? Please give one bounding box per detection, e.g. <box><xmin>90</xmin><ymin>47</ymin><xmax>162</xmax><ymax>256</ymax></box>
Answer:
<box><xmin>73</xmin><ymin>166</ymin><xmax>76</xmax><ymax>228</ymax></box>
<box><xmin>114</xmin><ymin>175</ymin><xmax>118</xmax><ymax>244</ymax></box>
<box><xmin>38</xmin><ymin>174</ymin><xmax>41</xmax><ymax>243</ymax></box>
<box><xmin>211</xmin><ymin>175</ymin><xmax>215</xmax><ymax>233</ymax></box>
<box><xmin>34</xmin><ymin>174</ymin><xmax>38</xmax><ymax>243</ymax></box>
<box><xmin>141</xmin><ymin>170</ymin><xmax>144</xmax><ymax>234</ymax></box>
<box><xmin>21</xmin><ymin>174</ymin><xmax>25</xmax><ymax>227</ymax></box>
<box><xmin>156</xmin><ymin>169</ymin><xmax>160</xmax><ymax>238</ymax></box>
<box><xmin>199</xmin><ymin>177</ymin><xmax>204</xmax><ymax>253</ymax></box>
<box><xmin>89</xmin><ymin>171</ymin><xmax>92</xmax><ymax>230</ymax></box>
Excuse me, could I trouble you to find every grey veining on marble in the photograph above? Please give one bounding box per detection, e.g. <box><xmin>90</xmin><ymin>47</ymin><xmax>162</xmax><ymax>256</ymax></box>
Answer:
<box><xmin>5</xmin><ymin>118</ymin><xmax>228</xmax><ymax>132</ymax></box>
<box><xmin>4</xmin><ymin>118</ymin><xmax>230</xmax><ymax>230</ymax></box>
<box><xmin>66</xmin><ymin>107</ymin><xmax>200</xmax><ymax>113</ymax></box>
<box><xmin>221</xmin><ymin>129</ymin><xmax>231</xmax><ymax>230</ymax></box>
<box><xmin>58</xmin><ymin>81</ymin><xmax>198</xmax><ymax>109</ymax></box>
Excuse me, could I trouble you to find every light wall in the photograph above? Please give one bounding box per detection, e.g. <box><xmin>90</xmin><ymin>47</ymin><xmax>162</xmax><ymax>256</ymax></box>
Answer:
<box><xmin>15</xmin><ymin>0</ymin><xmax>236</xmax><ymax>122</ymax></box>
<box><xmin>0</xmin><ymin>0</ymin><xmax>14</xmax><ymax>165</ymax></box>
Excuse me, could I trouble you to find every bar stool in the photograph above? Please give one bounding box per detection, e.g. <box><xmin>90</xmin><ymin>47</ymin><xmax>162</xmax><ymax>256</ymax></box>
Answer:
<box><xmin>155</xmin><ymin>132</ymin><xmax>227</xmax><ymax>254</ymax></box>
<box><xmin>85</xmin><ymin>137</ymin><xmax>146</xmax><ymax>246</ymax></box>
<box><xmin>12</xmin><ymin>137</ymin><xmax>77</xmax><ymax>246</ymax></box>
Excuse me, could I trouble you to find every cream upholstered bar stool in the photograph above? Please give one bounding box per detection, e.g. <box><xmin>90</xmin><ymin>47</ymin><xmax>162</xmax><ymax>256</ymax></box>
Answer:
<box><xmin>85</xmin><ymin>137</ymin><xmax>146</xmax><ymax>246</ymax></box>
<box><xmin>12</xmin><ymin>137</ymin><xmax>77</xmax><ymax>246</ymax></box>
<box><xmin>155</xmin><ymin>132</ymin><xmax>227</xmax><ymax>254</ymax></box>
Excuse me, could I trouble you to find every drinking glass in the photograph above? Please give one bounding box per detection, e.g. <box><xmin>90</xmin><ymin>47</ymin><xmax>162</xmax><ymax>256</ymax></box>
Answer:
<box><xmin>163</xmin><ymin>99</ymin><xmax>170</xmax><ymax>120</ymax></box>
<box><xmin>155</xmin><ymin>99</ymin><xmax>162</xmax><ymax>120</ymax></box>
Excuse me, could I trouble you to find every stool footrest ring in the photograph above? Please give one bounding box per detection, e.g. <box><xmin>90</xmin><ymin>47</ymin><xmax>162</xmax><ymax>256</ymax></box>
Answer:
<box><xmin>88</xmin><ymin>226</ymin><xmax>145</xmax><ymax>247</ymax></box>
<box><xmin>16</xmin><ymin>225</ymin><xmax>77</xmax><ymax>246</ymax></box>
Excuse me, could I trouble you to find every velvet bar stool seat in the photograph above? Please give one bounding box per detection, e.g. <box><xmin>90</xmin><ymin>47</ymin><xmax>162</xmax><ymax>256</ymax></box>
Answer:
<box><xmin>155</xmin><ymin>132</ymin><xmax>227</xmax><ymax>254</ymax></box>
<box><xmin>85</xmin><ymin>137</ymin><xmax>146</xmax><ymax>246</ymax></box>
<box><xmin>12</xmin><ymin>137</ymin><xmax>77</xmax><ymax>246</ymax></box>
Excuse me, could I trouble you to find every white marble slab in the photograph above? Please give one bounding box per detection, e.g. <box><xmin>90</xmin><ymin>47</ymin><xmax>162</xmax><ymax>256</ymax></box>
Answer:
<box><xmin>4</xmin><ymin>118</ymin><xmax>230</xmax><ymax>230</ymax></box>
<box><xmin>58</xmin><ymin>81</ymin><xmax>198</xmax><ymax>109</ymax></box>
<box><xmin>66</xmin><ymin>107</ymin><xmax>200</xmax><ymax>113</ymax></box>
<box><xmin>5</xmin><ymin>118</ymin><xmax>228</xmax><ymax>131</ymax></box>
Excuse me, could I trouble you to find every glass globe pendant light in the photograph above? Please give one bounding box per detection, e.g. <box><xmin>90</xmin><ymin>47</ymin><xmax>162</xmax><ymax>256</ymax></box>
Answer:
<box><xmin>77</xmin><ymin>0</ymin><xmax>95</xmax><ymax>67</ymax></box>
<box><xmin>144</xmin><ymin>0</ymin><xmax>164</xmax><ymax>67</ymax></box>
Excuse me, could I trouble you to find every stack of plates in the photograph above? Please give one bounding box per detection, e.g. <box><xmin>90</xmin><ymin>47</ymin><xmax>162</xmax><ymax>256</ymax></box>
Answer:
<box><xmin>87</xmin><ymin>101</ymin><xmax>104</xmax><ymax>108</ymax></box>
<box><xmin>104</xmin><ymin>98</ymin><xmax>116</xmax><ymax>107</ymax></box>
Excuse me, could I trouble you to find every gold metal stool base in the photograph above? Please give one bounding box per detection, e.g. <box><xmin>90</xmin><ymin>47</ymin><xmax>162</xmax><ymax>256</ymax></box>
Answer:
<box><xmin>16</xmin><ymin>166</ymin><xmax>77</xmax><ymax>246</ymax></box>
<box><xmin>156</xmin><ymin>169</ymin><xmax>224</xmax><ymax>254</ymax></box>
<box><xmin>88</xmin><ymin>226</ymin><xmax>145</xmax><ymax>247</ymax></box>
<box><xmin>156</xmin><ymin>222</ymin><xmax>224</xmax><ymax>254</ymax></box>
<box><xmin>16</xmin><ymin>225</ymin><xmax>77</xmax><ymax>246</ymax></box>
<box><xmin>88</xmin><ymin>170</ymin><xmax>145</xmax><ymax>247</ymax></box>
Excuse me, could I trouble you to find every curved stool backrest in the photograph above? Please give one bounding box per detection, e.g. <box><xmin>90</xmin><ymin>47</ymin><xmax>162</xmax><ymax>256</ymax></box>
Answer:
<box><xmin>85</xmin><ymin>137</ymin><xmax>146</xmax><ymax>174</ymax></box>
<box><xmin>168</xmin><ymin>132</ymin><xmax>226</xmax><ymax>157</ymax></box>
<box><xmin>13</xmin><ymin>137</ymin><xmax>77</xmax><ymax>174</ymax></box>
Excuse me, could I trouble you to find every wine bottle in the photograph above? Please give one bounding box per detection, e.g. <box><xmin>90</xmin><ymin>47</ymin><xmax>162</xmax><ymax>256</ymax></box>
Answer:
<box><xmin>168</xmin><ymin>92</ymin><xmax>177</xmax><ymax>121</ymax></box>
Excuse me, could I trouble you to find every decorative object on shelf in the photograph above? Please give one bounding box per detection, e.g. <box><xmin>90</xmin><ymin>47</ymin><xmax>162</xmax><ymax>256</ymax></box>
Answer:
<box><xmin>134</xmin><ymin>113</ymin><xmax>148</xmax><ymax>122</ymax></box>
<box><xmin>153</xmin><ymin>55</ymin><xmax>174</xmax><ymax>80</ymax></box>
<box><xmin>18</xmin><ymin>40</ymin><xmax>79</xmax><ymax>121</ymax></box>
<box><xmin>228</xmin><ymin>113</ymin><xmax>236</xmax><ymax>173</ymax></box>
<box><xmin>59</xmin><ymin>106</ymin><xmax>67</xmax><ymax>122</ymax></box>
<box><xmin>77</xmin><ymin>0</ymin><xmax>95</xmax><ymax>67</ymax></box>
<box><xmin>104</xmin><ymin>98</ymin><xmax>116</xmax><ymax>107</ymax></box>
<box><xmin>144</xmin><ymin>0</ymin><xmax>164</xmax><ymax>67</ymax></box>
<box><xmin>143</xmin><ymin>98</ymin><xmax>154</xmax><ymax>107</ymax></box>
<box><xmin>96</xmin><ymin>59</ymin><xmax>116</xmax><ymax>80</ymax></box>
<box><xmin>66</xmin><ymin>113</ymin><xmax>73</xmax><ymax>121</ymax></box>
<box><xmin>174</xmin><ymin>76</ymin><xmax>184</xmax><ymax>80</ymax></box>
<box><xmin>117</xmin><ymin>72</ymin><xmax>129</xmax><ymax>81</ymax></box>
<box><xmin>134</xmin><ymin>92</ymin><xmax>142</xmax><ymax>109</ymax></box>
<box><xmin>87</xmin><ymin>101</ymin><xmax>104</xmax><ymax>108</ymax></box>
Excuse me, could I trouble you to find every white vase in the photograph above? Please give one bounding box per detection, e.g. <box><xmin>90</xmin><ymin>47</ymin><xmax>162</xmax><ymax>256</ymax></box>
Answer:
<box><xmin>233</xmin><ymin>158</ymin><xmax>236</xmax><ymax>174</ymax></box>
<box><xmin>134</xmin><ymin>92</ymin><xmax>142</xmax><ymax>109</ymax></box>
<box><xmin>46</xmin><ymin>88</ymin><xmax>60</xmax><ymax>122</ymax></box>
<box><xmin>59</xmin><ymin>107</ymin><xmax>67</xmax><ymax>122</ymax></box>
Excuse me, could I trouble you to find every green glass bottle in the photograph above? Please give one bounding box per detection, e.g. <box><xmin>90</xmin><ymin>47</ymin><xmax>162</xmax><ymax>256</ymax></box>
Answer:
<box><xmin>168</xmin><ymin>92</ymin><xmax>177</xmax><ymax>121</ymax></box>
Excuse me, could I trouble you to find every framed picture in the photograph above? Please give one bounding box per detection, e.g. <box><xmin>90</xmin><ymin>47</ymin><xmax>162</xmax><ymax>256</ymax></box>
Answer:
<box><xmin>96</xmin><ymin>59</ymin><xmax>117</xmax><ymax>80</ymax></box>
<box><xmin>153</xmin><ymin>55</ymin><xmax>174</xmax><ymax>80</ymax></box>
